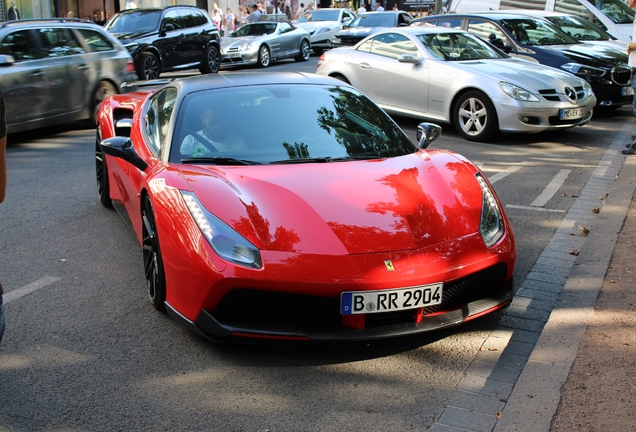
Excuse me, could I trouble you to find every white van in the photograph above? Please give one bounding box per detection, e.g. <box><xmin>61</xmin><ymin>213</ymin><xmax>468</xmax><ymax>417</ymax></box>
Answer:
<box><xmin>448</xmin><ymin>0</ymin><xmax>634</xmax><ymax>41</ymax></box>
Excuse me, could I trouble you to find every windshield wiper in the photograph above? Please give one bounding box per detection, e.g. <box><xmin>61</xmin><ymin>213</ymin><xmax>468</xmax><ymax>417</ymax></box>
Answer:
<box><xmin>269</xmin><ymin>157</ymin><xmax>334</xmax><ymax>164</ymax></box>
<box><xmin>180</xmin><ymin>157</ymin><xmax>262</xmax><ymax>165</ymax></box>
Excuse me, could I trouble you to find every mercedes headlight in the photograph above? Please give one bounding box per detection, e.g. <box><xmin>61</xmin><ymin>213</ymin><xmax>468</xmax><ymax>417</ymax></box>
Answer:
<box><xmin>476</xmin><ymin>173</ymin><xmax>505</xmax><ymax>248</ymax></box>
<box><xmin>181</xmin><ymin>191</ymin><xmax>262</xmax><ymax>269</ymax></box>
<box><xmin>499</xmin><ymin>82</ymin><xmax>540</xmax><ymax>102</ymax></box>
<box><xmin>560</xmin><ymin>63</ymin><xmax>605</xmax><ymax>78</ymax></box>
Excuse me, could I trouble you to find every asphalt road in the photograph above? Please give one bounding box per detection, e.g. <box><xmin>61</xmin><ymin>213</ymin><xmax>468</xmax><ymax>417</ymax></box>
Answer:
<box><xmin>0</xmin><ymin>56</ymin><xmax>631</xmax><ymax>431</ymax></box>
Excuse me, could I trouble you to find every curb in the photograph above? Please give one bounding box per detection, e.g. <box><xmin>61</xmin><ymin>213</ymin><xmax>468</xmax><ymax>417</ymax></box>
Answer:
<box><xmin>428</xmin><ymin>119</ymin><xmax>636</xmax><ymax>432</ymax></box>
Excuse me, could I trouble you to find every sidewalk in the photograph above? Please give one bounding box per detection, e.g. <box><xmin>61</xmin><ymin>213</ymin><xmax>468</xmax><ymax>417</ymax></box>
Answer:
<box><xmin>429</xmin><ymin>118</ymin><xmax>636</xmax><ymax>431</ymax></box>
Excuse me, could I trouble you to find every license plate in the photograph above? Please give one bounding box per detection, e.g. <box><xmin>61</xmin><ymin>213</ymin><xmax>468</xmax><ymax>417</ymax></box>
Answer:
<box><xmin>560</xmin><ymin>107</ymin><xmax>587</xmax><ymax>120</ymax></box>
<box><xmin>227</xmin><ymin>52</ymin><xmax>241</xmax><ymax>58</ymax></box>
<box><xmin>622</xmin><ymin>86</ymin><xmax>634</xmax><ymax>96</ymax></box>
<box><xmin>340</xmin><ymin>283</ymin><xmax>443</xmax><ymax>315</ymax></box>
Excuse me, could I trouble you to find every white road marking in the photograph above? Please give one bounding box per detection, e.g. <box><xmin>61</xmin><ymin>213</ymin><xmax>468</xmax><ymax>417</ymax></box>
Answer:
<box><xmin>487</xmin><ymin>166</ymin><xmax>521</xmax><ymax>184</ymax></box>
<box><xmin>4</xmin><ymin>276</ymin><xmax>61</xmax><ymax>304</ymax></box>
<box><xmin>506</xmin><ymin>204</ymin><xmax>566</xmax><ymax>213</ymax></box>
<box><xmin>531</xmin><ymin>169</ymin><xmax>571</xmax><ymax>207</ymax></box>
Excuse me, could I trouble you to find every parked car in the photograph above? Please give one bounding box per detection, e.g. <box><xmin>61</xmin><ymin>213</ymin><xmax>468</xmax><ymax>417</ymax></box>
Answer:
<box><xmin>317</xmin><ymin>26</ymin><xmax>597</xmax><ymax>142</ymax></box>
<box><xmin>0</xmin><ymin>18</ymin><xmax>136</xmax><ymax>134</ymax></box>
<box><xmin>333</xmin><ymin>11</ymin><xmax>413</xmax><ymax>46</ymax></box>
<box><xmin>491</xmin><ymin>9</ymin><xmax>626</xmax><ymax>52</ymax></box>
<box><xmin>104</xmin><ymin>5</ymin><xmax>221</xmax><ymax>80</ymax></box>
<box><xmin>448</xmin><ymin>0</ymin><xmax>635</xmax><ymax>41</ymax></box>
<box><xmin>412</xmin><ymin>12</ymin><xmax>632</xmax><ymax>109</ymax></box>
<box><xmin>294</xmin><ymin>8</ymin><xmax>356</xmax><ymax>54</ymax></box>
<box><xmin>95</xmin><ymin>72</ymin><xmax>516</xmax><ymax>342</ymax></box>
<box><xmin>220</xmin><ymin>20</ymin><xmax>311</xmax><ymax>68</ymax></box>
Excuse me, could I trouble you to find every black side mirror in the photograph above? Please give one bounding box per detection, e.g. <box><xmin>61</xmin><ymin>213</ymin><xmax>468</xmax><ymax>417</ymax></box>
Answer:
<box><xmin>416</xmin><ymin>123</ymin><xmax>442</xmax><ymax>149</ymax></box>
<box><xmin>100</xmin><ymin>137</ymin><xmax>148</xmax><ymax>171</ymax></box>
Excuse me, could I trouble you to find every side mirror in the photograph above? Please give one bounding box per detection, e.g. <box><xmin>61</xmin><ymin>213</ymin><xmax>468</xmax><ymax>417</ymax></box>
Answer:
<box><xmin>0</xmin><ymin>54</ymin><xmax>15</xmax><ymax>67</ymax></box>
<box><xmin>398</xmin><ymin>53</ymin><xmax>422</xmax><ymax>65</ymax></box>
<box><xmin>100</xmin><ymin>136</ymin><xmax>148</xmax><ymax>171</ymax></box>
<box><xmin>416</xmin><ymin>122</ymin><xmax>442</xmax><ymax>149</ymax></box>
<box><xmin>164</xmin><ymin>23</ymin><xmax>175</xmax><ymax>32</ymax></box>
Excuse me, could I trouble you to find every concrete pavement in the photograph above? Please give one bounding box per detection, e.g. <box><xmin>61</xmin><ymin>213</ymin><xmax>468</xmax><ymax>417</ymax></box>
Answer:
<box><xmin>427</xmin><ymin>117</ymin><xmax>636</xmax><ymax>432</ymax></box>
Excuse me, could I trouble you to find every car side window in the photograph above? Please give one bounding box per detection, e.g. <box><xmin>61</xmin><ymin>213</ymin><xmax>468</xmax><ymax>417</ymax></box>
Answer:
<box><xmin>356</xmin><ymin>38</ymin><xmax>374</xmax><ymax>53</ymax></box>
<box><xmin>178</xmin><ymin>8</ymin><xmax>197</xmax><ymax>28</ymax></box>
<box><xmin>162</xmin><ymin>10</ymin><xmax>182</xmax><ymax>31</ymax></box>
<box><xmin>437</xmin><ymin>19</ymin><xmax>463</xmax><ymax>29</ymax></box>
<box><xmin>556</xmin><ymin>0</ymin><xmax>602</xmax><ymax>27</ymax></box>
<box><xmin>192</xmin><ymin>9</ymin><xmax>208</xmax><ymax>26</ymax></box>
<box><xmin>145</xmin><ymin>87</ymin><xmax>178</xmax><ymax>156</ymax></box>
<box><xmin>279</xmin><ymin>22</ymin><xmax>292</xmax><ymax>33</ymax></box>
<box><xmin>468</xmin><ymin>19</ymin><xmax>508</xmax><ymax>45</ymax></box>
<box><xmin>369</xmin><ymin>33</ymin><xmax>418</xmax><ymax>60</ymax></box>
<box><xmin>37</xmin><ymin>28</ymin><xmax>86</xmax><ymax>57</ymax></box>
<box><xmin>77</xmin><ymin>29</ymin><xmax>114</xmax><ymax>52</ymax></box>
<box><xmin>398</xmin><ymin>13</ymin><xmax>412</xmax><ymax>26</ymax></box>
<box><xmin>0</xmin><ymin>30</ymin><xmax>38</xmax><ymax>61</ymax></box>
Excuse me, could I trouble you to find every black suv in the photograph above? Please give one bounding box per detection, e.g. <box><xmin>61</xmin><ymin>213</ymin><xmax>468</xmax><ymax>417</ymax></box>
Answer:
<box><xmin>105</xmin><ymin>5</ymin><xmax>221</xmax><ymax>80</ymax></box>
<box><xmin>412</xmin><ymin>12</ymin><xmax>633</xmax><ymax>109</ymax></box>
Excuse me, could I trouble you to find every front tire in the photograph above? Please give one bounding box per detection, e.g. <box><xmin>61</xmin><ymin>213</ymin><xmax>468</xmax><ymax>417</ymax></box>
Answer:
<box><xmin>200</xmin><ymin>45</ymin><xmax>221</xmax><ymax>74</ymax></box>
<box><xmin>295</xmin><ymin>39</ymin><xmax>311</xmax><ymax>62</ymax></box>
<box><xmin>142</xmin><ymin>195</ymin><xmax>166</xmax><ymax>311</ymax></box>
<box><xmin>453</xmin><ymin>91</ymin><xmax>499</xmax><ymax>142</ymax></box>
<box><xmin>138</xmin><ymin>52</ymin><xmax>161</xmax><ymax>80</ymax></box>
<box><xmin>257</xmin><ymin>45</ymin><xmax>271</xmax><ymax>67</ymax></box>
<box><xmin>95</xmin><ymin>130</ymin><xmax>112</xmax><ymax>208</ymax></box>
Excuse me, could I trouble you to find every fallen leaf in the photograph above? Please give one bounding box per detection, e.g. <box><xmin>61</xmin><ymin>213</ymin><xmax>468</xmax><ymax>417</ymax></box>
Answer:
<box><xmin>496</xmin><ymin>412</ymin><xmax>502</xmax><ymax>419</ymax></box>
<box><xmin>571</xmin><ymin>194</ymin><xmax>579</xmax><ymax>197</ymax></box>
<box><xmin>570</xmin><ymin>249</ymin><xmax>580</xmax><ymax>256</ymax></box>
<box><xmin>579</xmin><ymin>226</ymin><xmax>590</xmax><ymax>236</ymax></box>
<box><xmin>527</xmin><ymin>394</ymin><xmax>534</xmax><ymax>398</ymax></box>
<box><xmin>488</xmin><ymin>348</ymin><xmax>498</xmax><ymax>351</ymax></box>
<box><xmin>562</xmin><ymin>192</ymin><xmax>567</xmax><ymax>197</ymax></box>
<box><xmin>60</xmin><ymin>259</ymin><xmax>67</xmax><ymax>262</ymax></box>
<box><xmin>610</xmin><ymin>280</ymin><xmax>617</xmax><ymax>283</ymax></box>
<box><xmin>593</xmin><ymin>208</ymin><xmax>600</xmax><ymax>213</ymax></box>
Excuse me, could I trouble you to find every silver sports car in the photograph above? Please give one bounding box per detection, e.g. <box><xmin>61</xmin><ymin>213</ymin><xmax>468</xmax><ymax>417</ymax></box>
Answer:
<box><xmin>316</xmin><ymin>26</ymin><xmax>597</xmax><ymax>142</ymax></box>
<box><xmin>221</xmin><ymin>20</ymin><xmax>311</xmax><ymax>68</ymax></box>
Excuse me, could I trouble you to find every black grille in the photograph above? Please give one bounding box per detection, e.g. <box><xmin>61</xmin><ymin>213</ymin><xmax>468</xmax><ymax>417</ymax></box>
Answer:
<box><xmin>612</xmin><ymin>66</ymin><xmax>631</xmax><ymax>86</ymax></box>
<box><xmin>212</xmin><ymin>263</ymin><xmax>509</xmax><ymax>332</ymax></box>
<box><xmin>538</xmin><ymin>86</ymin><xmax>586</xmax><ymax>102</ymax></box>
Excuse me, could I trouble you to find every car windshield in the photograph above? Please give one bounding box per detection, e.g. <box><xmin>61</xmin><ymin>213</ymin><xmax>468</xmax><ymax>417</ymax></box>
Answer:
<box><xmin>418</xmin><ymin>32</ymin><xmax>506</xmax><ymax>60</ymax></box>
<box><xmin>171</xmin><ymin>84</ymin><xmax>416</xmax><ymax>165</ymax></box>
<box><xmin>592</xmin><ymin>0</ymin><xmax>635</xmax><ymax>24</ymax></box>
<box><xmin>105</xmin><ymin>10</ymin><xmax>162</xmax><ymax>32</ymax></box>
<box><xmin>546</xmin><ymin>15</ymin><xmax>613</xmax><ymax>41</ymax></box>
<box><xmin>298</xmin><ymin>9</ymin><xmax>341</xmax><ymax>22</ymax></box>
<box><xmin>349</xmin><ymin>13</ymin><xmax>396</xmax><ymax>28</ymax></box>
<box><xmin>231</xmin><ymin>23</ymin><xmax>278</xmax><ymax>36</ymax></box>
<box><xmin>500</xmin><ymin>18</ymin><xmax>578</xmax><ymax>46</ymax></box>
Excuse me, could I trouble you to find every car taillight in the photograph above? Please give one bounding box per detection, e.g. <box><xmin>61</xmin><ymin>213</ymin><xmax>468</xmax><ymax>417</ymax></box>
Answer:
<box><xmin>317</xmin><ymin>53</ymin><xmax>325</xmax><ymax>68</ymax></box>
<box><xmin>126</xmin><ymin>59</ymin><xmax>135</xmax><ymax>73</ymax></box>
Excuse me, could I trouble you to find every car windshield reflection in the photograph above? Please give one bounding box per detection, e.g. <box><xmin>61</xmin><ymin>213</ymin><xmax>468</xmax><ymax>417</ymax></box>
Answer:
<box><xmin>105</xmin><ymin>10</ymin><xmax>162</xmax><ymax>32</ymax></box>
<box><xmin>171</xmin><ymin>84</ymin><xmax>416</xmax><ymax>164</ymax></box>
<box><xmin>231</xmin><ymin>23</ymin><xmax>277</xmax><ymax>36</ymax></box>
<box><xmin>500</xmin><ymin>18</ymin><xmax>577</xmax><ymax>46</ymax></box>
<box><xmin>298</xmin><ymin>10</ymin><xmax>340</xmax><ymax>22</ymax></box>
<box><xmin>418</xmin><ymin>32</ymin><xmax>505</xmax><ymax>60</ymax></box>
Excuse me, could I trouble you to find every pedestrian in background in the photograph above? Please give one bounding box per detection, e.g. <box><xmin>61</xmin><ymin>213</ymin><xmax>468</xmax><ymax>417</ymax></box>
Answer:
<box><xmin>7</xmin><ymin>0</ymin><xmax>20</xmax><ymax>20</ymax></box>
<box><xmin>625</xmin><ymin>0</ymin><xmax>636</xmax><ymax>155</ymax></box>
<box><xmin>0</xmin><ymin>88</ymin><xmax>7</xmax><ymax>346</ymax></box>
<box><xmin>247</xmin><ymin>4</ymin><xmax>261</xmax><ymax>23</ymax></box>
<box><xmin>296</xmin><ymin>2</ymin><xmax>305</xmax><ymax>19</ymax></box>
<box><xmin>223</xmin><ymin>8</ymin><xmax>235</xmax><ymax>36</ymax></box>
<box><xmin>212</xmin><ymin>8</ymin><xmax>222</xmax><ymax>32</ymax></box>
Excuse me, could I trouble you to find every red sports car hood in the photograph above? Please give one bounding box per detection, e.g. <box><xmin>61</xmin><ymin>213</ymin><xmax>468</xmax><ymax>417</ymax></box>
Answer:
<box><xmin>179</xmin><ymin>151</ymin><xmax>484</xmax><ymax>255</ymax></box>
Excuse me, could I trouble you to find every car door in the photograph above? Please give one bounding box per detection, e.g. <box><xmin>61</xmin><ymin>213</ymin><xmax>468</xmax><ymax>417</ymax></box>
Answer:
<box><xmin>175</xmin><ymin>7</ymin><xmax>204</xmax><ymax>67</ymax></box>
<box><xmin>276</xmin><ymin>22</ymin><xmax>298</xmax><ymax>57</ymax></box>
<box><xmin>155</xmin><ymin>9</ymin><xmax>185</xmax><ymax>69</ymax></box>
<box><xmin>352</xmin><ymin>32</ymin><xmax>430</xmax><ymax>114</ymax></box>
<box><xmin>35</xmin><ymin>27</ymin><xmax>89</xmax><ymax>115</ymax></box>
<box><xmin>0</xmin><ymin>29</ymin><xmax>48</xmax><ymax>127</ymax></box>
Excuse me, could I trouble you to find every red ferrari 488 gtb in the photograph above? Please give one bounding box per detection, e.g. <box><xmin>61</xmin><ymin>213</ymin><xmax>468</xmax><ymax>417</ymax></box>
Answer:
<box><xmin>96</xmin><ymin>72</ymin><xmax>516</xmax><ymax>342</ymax></box>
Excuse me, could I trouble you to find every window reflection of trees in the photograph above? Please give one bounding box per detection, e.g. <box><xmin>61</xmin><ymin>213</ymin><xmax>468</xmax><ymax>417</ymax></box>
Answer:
<box><xmin>316</xmin><ymin>88</ymin><xmax>414</xmax><ymax>158</ymax></box>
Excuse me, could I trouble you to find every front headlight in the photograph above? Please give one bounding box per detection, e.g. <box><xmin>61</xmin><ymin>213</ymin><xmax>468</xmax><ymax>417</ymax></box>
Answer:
<box><xmin>181</xmin><ymin>191</ymin><xmax>262</xmax><ymax>269</ymax></box>
<box><xmin>499</xmin><ymin>82</ymin><xmax>540</xmax><ymax>102</ymax></box>
<box><xmin>560</xmin><ymin>62</ymin><xmax>605</xmax><ymax>78</ymax></box>
<box><xmin>476</xmin><ymin>173</ymin><xmax>505</xmax><ymax>248</ymax></box>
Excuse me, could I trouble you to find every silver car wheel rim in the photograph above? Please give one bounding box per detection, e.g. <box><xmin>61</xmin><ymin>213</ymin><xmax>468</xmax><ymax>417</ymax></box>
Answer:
<box><xmin>302</xmin><ymin>41</ymin><xmax>310</xmax><ymax>59</ymax></box>
<box><xmin>260</xmin><ymin>47</ymin><xmax>270</xmax><ymax>66</ymax></box>
<box><xmin>458</xmin><ymin>97</ymin><xmax>487</xmax><ymax>137</ymax></box>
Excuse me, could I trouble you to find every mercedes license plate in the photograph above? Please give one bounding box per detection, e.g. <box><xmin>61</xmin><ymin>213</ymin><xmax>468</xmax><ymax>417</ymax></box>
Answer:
<box><xmin>340</xmin><ymin>283</ymin><xmax>443</xmax><ymax>315</ymax></box>
<box><xmin>227</xmin><ymin>52</ymin><xmax>241</xmax><ymax>58</ymax></box>
<box><xmin>560</xmin><ymin>107</ymin><xmax>587</xmax><ymax>120</ymax></box>
<box><xmin>622</xmin><ymin>86</ymin><xmax>634</xmax><ymax>96</ymax></box>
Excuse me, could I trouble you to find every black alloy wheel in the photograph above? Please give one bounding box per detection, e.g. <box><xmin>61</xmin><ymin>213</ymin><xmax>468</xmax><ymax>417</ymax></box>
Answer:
<box><xmin>95</xmin><ymin>130</ymin><xmax>112</xmax><ymax>208</ymax></box>
<box><xmin>138</xmin><ymin>52</ymin><xmax>161</xmax><ymax>80</ymax></box>
<box><xmin>200</xmin><ymin>45</ymin><xmax>221</xmax><ymax>74</ymax></box>
<box><xmin>142</xmin><ymin>195</ymin><xmax>166</xmax><ymax>311</ymax></box>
